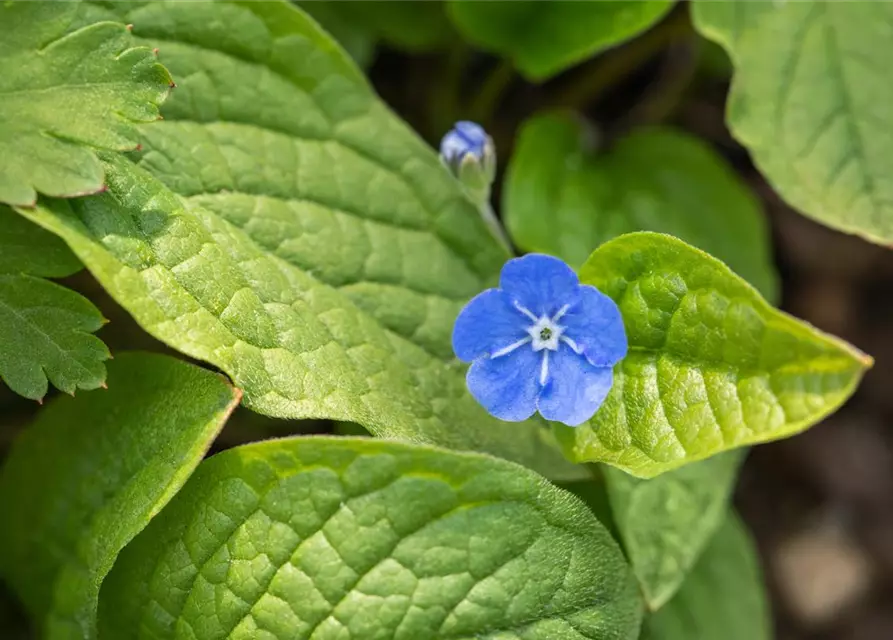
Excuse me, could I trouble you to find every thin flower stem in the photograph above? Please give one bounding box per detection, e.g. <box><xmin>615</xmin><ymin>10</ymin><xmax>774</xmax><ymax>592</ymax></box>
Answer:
<box><xmin>468</xmin><ymin>58</ymin><xmax>515</xmax><ymax>125</ymax></box>
<box><xmin>620</xmin><ymin>36</ymin><xmax>701</xmax><ymax>130</ymax></box>
<box><xmin>550</xmin><ymin>6</ymin><xmax>694</xmax><ymax>111</ymax></box>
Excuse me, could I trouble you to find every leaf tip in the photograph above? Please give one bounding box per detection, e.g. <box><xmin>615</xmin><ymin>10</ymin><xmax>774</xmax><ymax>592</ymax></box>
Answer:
<box><xmin>152</xmin><ymin>47</ymin><xmax>159</xmax><ymax>56</ymax></box>
<box><xmin>126</xmin><ymin>23</ymin><xmax>134</xmax><ymax>31</ymax></box>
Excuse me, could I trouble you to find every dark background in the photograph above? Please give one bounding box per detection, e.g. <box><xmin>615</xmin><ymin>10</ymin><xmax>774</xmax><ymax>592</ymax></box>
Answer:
<box><xmin>2</xmin><ymin>5</ymin><xmax>891</xmax><ymax>639</ymax></box>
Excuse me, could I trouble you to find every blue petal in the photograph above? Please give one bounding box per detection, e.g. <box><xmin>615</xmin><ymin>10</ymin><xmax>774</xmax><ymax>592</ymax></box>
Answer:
<box><xmin>538</xmin><ymin>346</ymin><xmax>613</xmax><ymax>426</ymax></box>
<box><xmin>452</xmin><ymin>289</ymin><xmax>528</xmax><ymax>362</ymax></box>
<box><xmin>440</xmin><ymin>121</ymin><xmax>487</xmax><ymax>162</ymax></box>
<box><xmin>561</xmin><ymin>285</ymin><xmax>628</xmax><ymax>367</ymax></box>
<box><xmin>466</xmin><ymin>347</ymin><xmax>541</xmax><ymax>422</ymax></box>
<box><xmin>499</xmin><ymin>254</ymin><xmax>580</xmax><ymax>318</ymax></box>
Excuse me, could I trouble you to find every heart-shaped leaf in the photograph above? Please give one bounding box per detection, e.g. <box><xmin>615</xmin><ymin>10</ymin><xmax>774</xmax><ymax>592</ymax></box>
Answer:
<box><xmin>555</xmin><ymin>232</ymin><xmax>870</xmax><ymax>477</ymax></box>
<box><xmin>641</xmin><ymin>512</ymin><xmax>770</xmax><ymax>640</ymax></box>
<box><xmin>692</xmin><ymin>1</ymin><xmax>893</xmax><ymax>244</ymax></box>
<box><xmin>0</xmin><ymin>353</ymin><xmax>240</xmax><ymax>639</ymax></box>
<box><xmin>0</xmin><ymin>0</ymin><xmax>172</xmax><ymax>206</ymax></box>
<box><xmin>98</xmin><ymin>437</ymin><xmax>643</xmax><ymax>640</ymax></box>
<box><xmin>447</xmin><ymin>1</ymin><xmax>674</xmax><ymax>80</ymax></box>
<box><xmin>605</xmin><ymin>452</ymin><xmax>744</xmax><ymax>609</ymax></box>
<box><xmin>504</xmin><ymin>113</ymin><xmax>777</xmax><ymax>301</ymax></box>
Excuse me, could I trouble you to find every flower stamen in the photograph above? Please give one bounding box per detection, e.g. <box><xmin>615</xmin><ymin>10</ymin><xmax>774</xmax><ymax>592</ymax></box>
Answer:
<box><xmin>528</xmin><ymin>315</ymin><xmax>563</xmax><ymax>351</ymax></box>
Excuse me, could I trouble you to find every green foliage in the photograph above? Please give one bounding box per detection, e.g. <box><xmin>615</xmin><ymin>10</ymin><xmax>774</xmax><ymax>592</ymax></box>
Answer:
<box><xmin>297</xmin><ymin>2</ymin><xmax>377</xmax><ymax>67</ymax></box>
<box><xmin>448</xmin><ymin>1</ymin><xmax>674</xmax><ymax>80</ymax></box>
<box><xmin>0</xmin><ymin>353</ymin><xmax>240</xmax><ymax>639</ymax></box>
<box><xmin>0</xmin><ymin>206</ymin><xmax>109</xmax><ymax>400</ymax></box>
<box><xmin>0</xmin><ymin>1</ymin><xmax>172</xmax><ymax>206</ymax></box>
<box><xmin>21</xmin><ymin>152</ymin><xmax>581</xmax><ymax>480</ymax></box>
<box><xmin>326</xmin><ymin>1</ymin><xmax>453</xmax><ymax>51</ymax></box>
<box><xmin>642</xmin><ymin>512</ymin><xmax>771</xmax><ymax>640</ymax></box>
<box><xmin>504</xmin><ymin>113</ymin><xmax>777</xmax><ymax>301</ymax></box>
<box><xmin>0</xmin><ymin>205</ymin><xmax>81</xmax><ymax>277</ymax></box>
<box><xmin>605</xmin><ymin>452</ymin><xmax>744</xmax><ymax>609</ymax></box>
<box><xmin>693</xmin><ymin>0</ymin><xmax>893</xmax><ymax>244</ymax></box>
<box><xmin>14</xmin><ymin>0</ymin><xmax>583</xmax><ymax>480</ymax></box>
<box><xmin>98</xmin><ymin>437</ymin><xmax>643</xmax><ymax>640</ymax></box>
<box><xmin>556</xmin><ymin>233</ymin><xmax>871</xmax><ymax>477</ymax></box>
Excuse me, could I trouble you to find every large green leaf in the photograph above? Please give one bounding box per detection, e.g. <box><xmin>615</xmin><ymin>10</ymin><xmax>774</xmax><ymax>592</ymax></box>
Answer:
<box><xmin>97</xmin><ymin>437</ymin><xmax>643</xmax><ymax>640</ymax></box>
<box><xmin>692</xmin><ymin>1</ymin><xmax>893</xmax><ymax>244</ymax></box>
<box><xmin>0</xmin><ymin>206</ymin><xmax>109</xmax><ymax>400</ymax></box>
<box><xmin>605</xmin><ymin>452</ymin><xmax>743</xmax><ymax>610</ymax></box>
<box><xmin>447</xmin><ymin>1</ymin><xmax>675</xmax><ymax>80</ymax></box>
<box><xmin>0</xmin><ymin>352</ymin><xmax>240</xmax><ymax>640</ymax></box>
<box><xmin>0</xmin><ymin>0</ymin><xmax>172</xmax><ymax>206</ymax></box>
<box><xmin>21</xmin><ymin>153</ymin><xmax>580</xmax><ymax>479</ymax></box>
<box><xmin>555</xmin><ymin>232</ymin><xmax>870</xmax><ymax>477</ymax></box>
<box><xmin>642</xmin><ymin>512</ymin><xmax>770</xmax><ymax>640</ymax></box>
<box><xmin>15</xmin><ymin>0</ymin><xmax>583</xmax><ymax>480</ymax></box>
<box><xmin>504</xmin><ymin>113</ymin><xmax>777</xmax><ymax>302</ymax></box>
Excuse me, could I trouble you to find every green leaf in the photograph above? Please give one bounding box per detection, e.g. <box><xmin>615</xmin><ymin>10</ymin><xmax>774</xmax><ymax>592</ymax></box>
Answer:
<box><xmin>313</xmin><ymin>0</ymin><xmax>454</xmax><ymax>52</ymax></box>
<box><xmin>97</xmin><ymin>436</ymin><xmax>643</xmax><ymax>640</ymax></box>
<box><xmin>555</xmin><ymin>232</ymin><xmax>871</xmax><ymax>477</ymax></box>
<box><xmin>14</xmin><ymin>0</ymin><xmax>584</xmax><ymax>480</ymax></box>
<box><xmin>504</xmin><ymin>113</ymin><xmax>777</xmax><ymax>302</ymax></box>
<box><xmin>0</xmin><ymin>0</ymin><xmax>172</xmax><ymax>206</ymax></box>
<box><xmin>0</xmin><ymin>205</ymin><xmax>108</xmax><ymax>400</ymax></box>
<box><xmin>605</xmin><ymin>452</ymin><xmax>744</xmax><ymax>610</ymax></box>
<box><xmin>0</xmin><ymin>204</ymin><xmax>81</xmax><ymax>278</ymax></box>
<box><xmin>692</xmin><ymin>1</ymin><xmax>893</xmax><ymax>244</ymax></box>
<box><xmin>642</xmin><ymin>512</ymin><xmax>770</xmax><ymax>640</ymax></box>
<box><xmin>0</xmin><ymin>352</ymin><xmax>240</xmax><ymax>640</ymax></box>
<box><xmin>447</xmin><ymin>1</ymin><xmax>675</xmax><ymax>80</ymax></box>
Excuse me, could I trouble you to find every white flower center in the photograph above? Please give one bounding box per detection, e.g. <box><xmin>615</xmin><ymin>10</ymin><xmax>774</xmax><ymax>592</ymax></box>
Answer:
<box><xmin>527</xmin><ymin>316</ymin><xmax>563</xmax><ymax>351</ymax></box>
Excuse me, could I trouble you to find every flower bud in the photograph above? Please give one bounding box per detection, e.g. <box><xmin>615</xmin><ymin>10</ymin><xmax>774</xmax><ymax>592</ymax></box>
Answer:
<box><xmin>439</xmin><ymin>121</ymin><xmax>496</xmax><ymax>193</ymax></box>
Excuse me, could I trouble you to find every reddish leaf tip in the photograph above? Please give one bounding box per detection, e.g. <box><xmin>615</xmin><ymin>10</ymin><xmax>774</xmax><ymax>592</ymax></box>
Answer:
<box><xmin>152</xmin><ymin>47</ymin><xmax>159</xmax><ymax>55</ymax></box>
<box><xmin>126</xmin><ymin>23</ymin><xmax>134</xmax><ymax>31</ymax></box>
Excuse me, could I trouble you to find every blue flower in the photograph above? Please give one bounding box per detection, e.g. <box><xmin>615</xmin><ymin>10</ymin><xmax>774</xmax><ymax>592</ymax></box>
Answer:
<box><xmin>452</xmin><ymin>254</ymin><xmax>627</xmax><ymax>426</ymax></box>
<box><xmin>440</xmin><ymin>121</ymin><xmax>496</xmax><ymax>192</ymax></box>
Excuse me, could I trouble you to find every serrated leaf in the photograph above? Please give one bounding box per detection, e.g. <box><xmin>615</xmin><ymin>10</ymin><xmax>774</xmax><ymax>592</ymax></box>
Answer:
<box><xmin>504</xmin><ymin>113</ymin><xmax>778</xmax><ymax>302</ymax></box>
<box><xmin>642</xmin><ymin>512</ymin><xmax>770</xmax><ymax>640</ymax></box>
<box><xmin>555</xmin><ymin>232</ymin><xmax>870</xmax><ymax>477</ymax></box>
<box><xmin>0</xmin><ymin>352</ymin><xmax>240</xmax><ymax>640</ymax></box>
<box><xmin>0</xmin><ymin>272</ymin><xmax>108</xmax><ymax>400</ymax></box>
<box><xmin>0</xmin><ymin>204</ymin><xmax>82</xmax><ymax>278</ymax></box>
<box><xmin>0</xmin><ymin>1</ymin><xmax>172</xmax><ymax>206</ymax></box>
<box><xmin>97</xmin><ymin>437</ymin><xmax>643</xmax><ymax>640</ymax></box>
<box><xmin>14</xmin><ymin>0</ymin><xmax>584</xmax><ymax>480</ymax></box>
<box><xmin>692</xmin><ymin>1</ymin><xmax>893</xmax><ymax>245</ymax></box>
<box><xmin>447</xmin><ymin>0</ymin><xmax>674</xmax><ymax>80</ymax></box>
<box><xmin>605</xmin><ymin>452</ymin><xmax>744</xmax><ymax>610</ymax></box>
<box><xmin>0</xmin><ymin>204</ymin><xmax>108</xmax><ymax>399</ymax></box>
